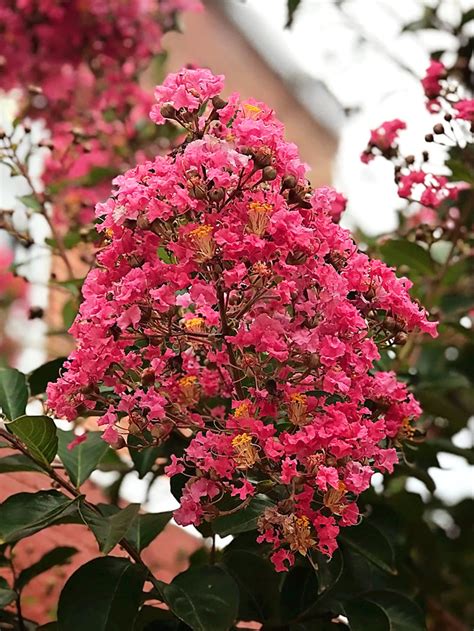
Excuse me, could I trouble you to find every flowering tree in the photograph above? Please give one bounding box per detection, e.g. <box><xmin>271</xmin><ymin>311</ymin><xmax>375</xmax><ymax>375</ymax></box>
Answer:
<box><xmin>0</xmin><ymin>2</ymin><xmax>473</xmax><ymax>631</ymax></box>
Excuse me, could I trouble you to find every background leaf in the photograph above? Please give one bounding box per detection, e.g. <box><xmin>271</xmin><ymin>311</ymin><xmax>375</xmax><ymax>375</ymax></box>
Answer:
<box><xmin>0</xmin><ymin>368</ymin><xmax>28</xmax><ymax>420</ymax></box>
<box><xmin>0</xmin><ymin>454</ymin><xmax>44</xmax><ymax>473</ymax></box>
<box><xmin>164</xmin><ymin>565</ymin><xmax>239</xmax><ymax>631</ymax></box>
<box><xmin>340</xmin><ymin>521</ymin><xmax>396</xmax><ymax>574</ymax></box>
<box><xmin>58</xmin><ymin>430</ymin><xmax>109</xmax><ymax>486</ymax></box>
<box><xmin>80</xmin><ymin>503</ymin><xmax>140</xmax><ymax>554</ymax></box>
<box><xmin>379</xmin><ymin>240</ymin><xmax>435</xmax><ymax>276</ymax></box>
<box><xmin>8</xmin><ymin>415</ymin><xmax>58</xmax><ymax>466</ymax></box>
<box><xmin>57</xmin><ymin>557</ymin><xmax>146</xmax><ymax>631</ymax></box>
<box><xmin>213</xmin><ymin>497</ymin><xmax>272</xmax><ymax>537</ymax></box>
<box><xmin>126</xmin><ymin>511</ymin><xmax>172</xmax><ymax>552</ymax></box>
<box><xmin>0</xmin><ymin>491</ymin><xmax>79</xmax><ymax>544</ymax></box>
<box><xmin>29</xmin><ymin>358</ymin><xmax>67</xmax><ymax>396</ymax></box>
<box><xmin>16</xmin><ymin>546</ymin><xmax>77</xmax><ymax>591</ymax></box>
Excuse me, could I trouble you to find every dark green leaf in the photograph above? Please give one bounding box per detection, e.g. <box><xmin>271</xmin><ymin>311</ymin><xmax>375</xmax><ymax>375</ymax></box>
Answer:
<box><xmin>213</xmin><ymin>497</ymin><xmax>272</xmax><ymax>537</ymax></box>
<box><xmin>366</xmin><ymin>591</ymin><xmax>426</xmax><ymax>631</ymax></box>
<box><xmin>133</xmin><ymin>606</ymin><xmax>181</xmax><ymax>630</ymax></box>
<box><xmin>345</xmin><ymin>599</ymin><xmax>390</xmax><ymax>631</ymax></box>
<box><xmin>164</xmin><ymin>565</ymin><xmax>239</xmax><ymax>631</ymax></box>
<box><xmin>29</xmin><ymin>358</ymin><xmax>67</xmax><ymax>396</ymax></box>
<box><xmin>80</xmin><ymin>503</ymin><xmax>140</xmax><ymax>554</ymax></box>
<box><xmin>127</xmin><ymin>511</ymin><xmax>172</xmax><ymax>552</ymax></box>
<box><xmin>58</xmin><ymin>430</ymin><xmax>109</xmax><ymax>487</ymax></box>
<box><xmin>0</xmin><ymin>491</ymin><xmax>80</xmax><ymax>544</ymax></box>
<box><xmin>0</xmin><ymin>577</ymin><xmax>16</xmax><ymax>607</ymax></box>
<box><xmin>0</xmin><ymin>367</ymin><xmax>28</xmax><ymax>420</ymax></box>
<box><xmin>340</xmin><ymin>521</ymin><xmax>396</xmax><ymax>574</ymax></box>
<box><xmin>62</xmin><ymin>299</ymin><xmax>78</xmax><ymax>329</ymax></box>
<box><xmin>128</xmin><ymin>434</ymin><xmax>160</xmax><ymax>479</ymax></box>
<box><xmin>16</xmin><ymin>546</ymin><xmax>77</xmax><ymax>591</ymax></box>
<box><xmin>7</xmin><ymin>415</ymin><xmax>58</xmax><ymax>466</ymax></box>
<box><xmin>0</xmin><ymin>454</ymin><xmax>44</xmax><ymax>473</ymax></box>
<box><xmin>58</xmin><ymin>557</ymin><xmax>146</xmax><ymax>631</ymax></box>
<box><xmin>379</xmin><ymin>240</ymin><xmax>435</xmax><ymax>276</ymax></box>
<box><xmin>286</xmin><ymin>0</ymin><xmax>302</xmax><ymax>27</ymax></box>
<box><xmin>281</xmin><ymin>565</ymin><xmax>318</xmax><ymax>622</ymax></box>
<box><xmin>223</xmin><ymin>550</ymin><xmax>280</xmax><ymax>623</ymax></box>
<box><xmin>460</xmin><ymin>8</ymin><xmax>474</xmax><ymax>26</ymax></box>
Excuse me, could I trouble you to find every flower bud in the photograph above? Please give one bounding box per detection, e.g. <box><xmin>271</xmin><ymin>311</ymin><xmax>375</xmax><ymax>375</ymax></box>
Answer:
<box><xmin>209</xmin><ymin>187</ymin><xmax>225</xmax><ymax>202</ymax></box>
<box><xmin>141</xmin><ymin>368</ymin><xmax>155</xmax><ymax>387</ymax></box>
<box><xmin>137</xmin><ymin>214</ymin><xmax>150</xmax><ymax>230</ymax></box>
<box><xmin>211</xmin><ymin>95</ymin><xmax>227</xmax><ymax>110</ymax></box>
<box><xmin>394</xmin><ymin>331</ymin><xmax>408</xmax><ymax>345</ymax></box>
<box><xmin>160</xmin><ymin>103</ymin><xmax>177</xmax><ymax>119</ymax></box>
<box><xmin>253</xmin><ymin>146</ymin><xmax>273</xmax><ymax>168</ymax></box>
<box><xmin>262</xmin><ymin>166</ymin><xmax>277</xmax><ymax>181</ymax></box>
<box><xmin>282</xmin><ymin>174</ymin><xmax>297</xmax><ymax>189</ymax></box>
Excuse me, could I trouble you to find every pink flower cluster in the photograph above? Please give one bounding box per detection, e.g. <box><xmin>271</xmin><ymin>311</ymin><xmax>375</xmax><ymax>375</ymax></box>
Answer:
<box><xmin>362</xmin><ymin>60</ymin><xmax>472</xmax><ymax>218</ymax></box>
<box><xmin>48</xmin><ymin>68</ymin><xmax>436</xmax><ymax>570</ymax></box>
<box><xmin>421</xmin><ymin>59</ymin><xmax>474</xmax><ymax>123</ymax></box>
<box><xmin>0</xmin><ymin>0</ymin><xmax>200</xmax><ymax>228</ymax></box>
<box><xmin>398</xmin><ymin>170</ymin><xmax>465</xmax><ymax>209</ymax></box>
<box><xmin>361</xmin><ymin>119</ymin><xmax>406</xmax><ymax>164</ymax></box>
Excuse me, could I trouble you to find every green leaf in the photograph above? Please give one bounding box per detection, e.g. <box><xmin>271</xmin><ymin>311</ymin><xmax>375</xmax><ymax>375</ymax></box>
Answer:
<box><xmin>346</xmin><ymin>599</ymin><xmax>390</xmax><ymax>631</ymax></box>
<box><xmin>18</xmin><ymin>194</ymin><xmax>42</xmax><ymax>212</ymax></box>
<box><xmin>460</xmin><ymin>8</ymin><xmax>474</xmax><ymax>26</ymax></box>
<box><xmin>446</xmin><ymin>158</ymin><xmax>474</xmax><ymax>184</ymax></box>
<box><xmin>29</xmin><ymin>358</ymin><xmax>67</xmax><ymax>396</ymax></box>
<box><xmin>366</xmin><ymin>591</ymin><xmax>426</xmax><ymax>631</ymax></box>
<box><xmin>127</xmin><ymin>511</ymin><xmax>172</xmax><ymax>552</ymax></box>
<box><xmin>213</xmin><ymin>497</ymin><xmax>272</xmax><ymax>537</ymax></box>
<box><xmin>80</xmin><ymin>503</ymin><xmax>140</xmax><ymax>554</ymax></box>
<box><xmin>0</xmin><ymin>454</ymin><xmax>44</xmax><ymax>473</ymax></box>
<box><xmin>340</xmin><ymin>521</ymin><xmax>396</xmax><ymax>575</ymax></box>
<box><xmin>280</xmin><ymin>565</ymin><xmax>318</xmax><ymax>622</ymax></box>
<box><xmin>58</xmin><ymin>430</ymin><xmax>109</xmax><ymax>487</ymax></box>
<box><xmin>128</xmin><ymin>434</ymin><xmax>160</xmax><ymax>478</ymax></box>
<box><xmin>62</xmin><ymin>299</ymin><xmax>78</xmax><ymax>329</ymax></box>
<box><xmin>16</xmin><ymin>546</ymin><xmax>77</xmax><ymax>591</ymax></box>
<box><xmin>0</xmin><ymin>367</ymin><xmax>28</xmax><ymax>420</ymax></box>
<box><xmin>286</xmin><ymin>0</ymin><xmax>302</xmax><ymax>27</ymax></box>
<box><xmin>57</xmin><ymin>557</ymin><xmax>146</xmax><ymax>631</ymax></box>
<box><xmin>7</xmin><ymin>415</ymin><xmax>58</xmax><ymax>466</ymax></box>
<box><xmin>379</xmin><ymin>240</ymin><xmax>435</xmax><ymax>276</ymax></box>
<box><xmin>0</xmin><ymin>491</ymin><xmax>80</xmax><ymax>544</ymax></box>
<box><xmin>164</xmin><ymin>565</ymin><xmax>239</xmax><ymax>631</ymax></box>
<box><xmin>223</xmin><ymin>549</ymin><xmax>280</xmax><ymax>623</ymax></box>
<box><xmin>133</xmin><ymin>606</ymin><xmax>181</xmax><ymax>630</ymax></box>
<box><xmin>0</xmin><ymin>577</ymin><xmax>16</xmax><ymax>608</ymax></box>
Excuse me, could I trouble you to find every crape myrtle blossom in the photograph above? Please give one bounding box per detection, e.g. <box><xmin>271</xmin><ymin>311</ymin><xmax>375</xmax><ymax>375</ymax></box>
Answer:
<box><xmin>0</xmin><ymin>0</ymin><xmax>201</xmax><ymax>228</ymax></box>
<box><xmin>48</xmin><ymin>68</ymin><xmax>437</xmax><ymax>571</ymax></box>
<box><xmin>362</xmin><ymin>60</ymin><xmax>472</xmax><ymax>222</ymax></box>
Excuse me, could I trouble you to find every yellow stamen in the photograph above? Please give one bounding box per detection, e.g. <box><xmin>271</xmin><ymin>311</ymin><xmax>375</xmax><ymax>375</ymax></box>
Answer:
<box><xmin>247</xmin><ymin>202</ymin><xmax>273</xmax><ymax>237</ymax></box>
<box><xmin>232</xmin><ymin>433</ymin><xmax>259</xmax><ymax>469</ymax></box>
<box><xmin>178</xmin><ymin>375</ymin><xmax>200</xmax><ymax>406</ymax></box>
<box><xmin>288</xmin><ymin>393</ymin><xmax>308</xmax><ymax>426</ymax></box>
<box><xmin>234</xmin><ymin>402</ymin><xmax>250</xmax><ymax>418</ymax></box>
<box><xmin>184</xmin><ymin>317</ymin><xmax>206</xmax><ymax>333</ymax></box>
<box><xmin>243</xmin><ymin>103</ymin><xmax>262</xmax><ymax>119</ymax></box>
<box><xmin>188</xmin><ymin>224</ymin><xmax>215</xmax><ymax>262</ymax></box>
